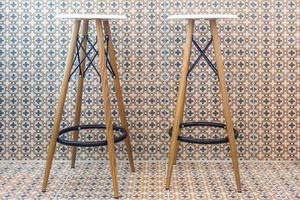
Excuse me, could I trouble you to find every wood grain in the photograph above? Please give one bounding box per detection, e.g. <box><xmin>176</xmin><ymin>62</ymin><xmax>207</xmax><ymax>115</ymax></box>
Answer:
<box><xmin>103</xmin><ymin>21</ymin><xmax>135</xmax><ymax>172</ymax></box>
<box><xmin>165</xmin><ymin>19</ymin><xmax>195</xmax><ymax>189</ymax></box>
<box><xmin>71</xmin><ymin>19</ymin><xmax>89</xmax><ymax>168</ymax></box>
<box><xmin>96</xmin><ymin>19</ymin><xmax>119</xmax><ymax>198</ymax></box>
<box><xmin>42</xmin><ymin>20</ymin><xmax>81</xmax><ymax>192</ymax></box>
<box><xmin>210</xmin><ymin>19</ymin><xmax>241</xmax><ymax>192</ymax></box>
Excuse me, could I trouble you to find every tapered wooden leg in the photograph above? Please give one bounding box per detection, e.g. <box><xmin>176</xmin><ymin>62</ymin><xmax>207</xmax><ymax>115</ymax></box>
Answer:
<box><xmin>96</xmin><ymin>19</ymin><xmax>119</xmax><ymax>198</ymax></box>
<box><xmin>71</xmin><ymin>20</ymin><xmax>89</xmax><ymax>168</ymax></box>
<box><xmin>173</xmin><ymin>141</ymin><xmax>179</xmax><ymax>165</ymax></box>
<box><xmin>166</xmin><ymin>19</ymin><xmax>195</xmax><ymax>189</ymax></box>
<box><xmin>103</xmin><ymin>21</ymin><xmax>135</xmax><ymax>172</ymax></box>
<box><xmin>42</xmin><ymin>20</ymin><xmax>81</xmax><ymax>192</ymax></box>
<box><xmin>210</xmin><ymin>19</ymin><xmax>241</xmax><ymax>192</ymax></box>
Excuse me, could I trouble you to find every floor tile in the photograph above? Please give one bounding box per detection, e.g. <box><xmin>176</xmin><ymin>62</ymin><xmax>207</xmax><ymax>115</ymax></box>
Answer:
<box><xmin>0</xmin><ymin>161</ymin><xmax>69</xmax><ymax>200</ymax></box>
<box><xmin>0</xmin><ymin>161</ymin><xmax>299</xmax><ymax>200</ymax></box>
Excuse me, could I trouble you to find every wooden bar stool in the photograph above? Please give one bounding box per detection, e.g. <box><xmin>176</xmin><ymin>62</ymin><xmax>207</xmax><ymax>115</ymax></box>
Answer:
<box><xmin>165</xmin><ymin>14</ymin><xmax>241</xmax><ymax>192</ymax></box>
<box><xmin>41</xmin><ymin>14</ymin><xmax>135</xmax><ymax>198</ymax></box>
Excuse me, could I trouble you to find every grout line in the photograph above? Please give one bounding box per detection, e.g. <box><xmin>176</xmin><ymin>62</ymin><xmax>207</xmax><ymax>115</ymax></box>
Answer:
<box><xmin>201</xmin><ymin>164</ymin><xmax>211</xmax><ymax>199</ymax></box>
<box><xmin>53</xmin><ymin>168</ymin><xmax>74</xmax><ymax>199</ymax></box>
<box><xmin>260</xmin><ymin>164</ymin><xmax>288</xmax><ymax>199</ymax></box>
<box><xmin>165</xmin><ymin>164</ymin><xmax>171</xmax><ymax>200</ymax></box>
<box><xmin>0</xmin><ymin>160</ymin><xmax>298</xmax><ymax>164</ymax></box>
<box><xmin>186</xmin><ymin>164</ymin><xmax>195</xmax><ymax>200</ymax></box>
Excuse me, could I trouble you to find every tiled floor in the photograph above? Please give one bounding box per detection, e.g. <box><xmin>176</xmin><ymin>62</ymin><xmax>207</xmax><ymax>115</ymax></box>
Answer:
<box><xmin>0</xmin><ymin>161</ymin><xmax>299</xmax><ymax>199</ymax></box>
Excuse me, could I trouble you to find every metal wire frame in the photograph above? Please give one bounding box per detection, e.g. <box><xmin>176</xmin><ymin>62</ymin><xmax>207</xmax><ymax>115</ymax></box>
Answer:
<box><xmin>168</xmin><ymin>121</ymin><xmax>238</xmax><ymax>144</ymax></box>
<box><xmin>57</xmin><ymin>124</ymin><xmax>128</xmax><ymax>147</ymax></box>
<box><xmin>68</xmin><ymin>34</ymin><xmax>115</xmax><ymax>82</ymax></box>
<box><xmin>187</xmin><ymin>36</ymin><xmax>218</xmax><ymax>77</ymax></box>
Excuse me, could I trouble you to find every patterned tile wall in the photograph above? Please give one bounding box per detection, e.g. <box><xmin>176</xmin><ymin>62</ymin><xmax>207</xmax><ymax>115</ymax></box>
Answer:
<box><xmin>0</xmin><ymin>0</ymin><xmax>298</xmax><ymax>161</ymax></box>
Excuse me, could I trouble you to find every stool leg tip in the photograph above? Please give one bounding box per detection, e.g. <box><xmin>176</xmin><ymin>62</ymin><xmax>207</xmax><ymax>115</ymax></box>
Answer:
<box><xmin>42</xmin><ymin>185</ymin><xmax>47</xmax><ymax>193</ymax></box>
<box><xmin>237</xmin><ymin>184</ymin><xmax>241</xmax><ymax>193</ymax></box>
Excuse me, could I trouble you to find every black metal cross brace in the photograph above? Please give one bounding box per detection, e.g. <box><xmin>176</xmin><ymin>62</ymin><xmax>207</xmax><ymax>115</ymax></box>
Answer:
<box><xmin>69</xmin><ymin>35</ymin><xmax>116</xmax><ymax>82</ymax></box>
<box><xmin>187</xmin><ymin>36</ymin><xmax>218</xmax><ymax>77</ymax></box>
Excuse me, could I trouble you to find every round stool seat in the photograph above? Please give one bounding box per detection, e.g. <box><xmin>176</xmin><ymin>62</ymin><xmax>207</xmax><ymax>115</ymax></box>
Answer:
<box><xmin>168</xmin><ymin>121</ymin><xmax>238</xmax><ymax>144</ymax></box>
<box><xmin>167</xmin><ymin>14</ymin><xmax>238</xmax><ymax>20</ymax></box>
<box><xmin>57</xmin><ymin>124</ymin><xmax>127</xmax><ymax>147</ymax></box>
<box><xmin>55</xmin><ymin>13</ymin><xmax>127</xmax><ymax>20</ymax></box>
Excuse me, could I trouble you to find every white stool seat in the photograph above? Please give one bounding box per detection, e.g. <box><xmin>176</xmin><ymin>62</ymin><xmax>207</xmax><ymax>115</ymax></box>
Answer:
<box><xmin>55</xmin><ymin>13</ymin><xmax>127</xmax><ymax>20</ymax></box>
<box><xmin>168</xmin><ymin>14</ymin><xmax>238</xmax><ymax>20</ymax></box>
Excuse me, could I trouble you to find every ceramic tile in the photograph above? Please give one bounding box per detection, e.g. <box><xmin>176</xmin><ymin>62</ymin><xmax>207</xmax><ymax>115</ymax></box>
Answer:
<box><xmin>1</xmin><ymin>161</ymin><xmax>299</xmax><ymax>199</ymax></box>
<box><xmin>0</xmin><ymin>0</ymin><xmax>298</xmax><ymax>162</ymax></box>
<box><xmin>0</xmin><ymin>161</ymin><xmax>68</xmax><ymax>199</ymax></box>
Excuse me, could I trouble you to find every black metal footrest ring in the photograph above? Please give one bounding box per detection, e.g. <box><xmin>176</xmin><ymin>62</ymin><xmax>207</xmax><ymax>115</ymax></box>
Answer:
<box><xmin>57</xmin><ymin>124</ymin><xmax>127</xmax><ymax>147</ymax></box>
<box><xmin>168</xmin><ymin>121</ymin><xmax>238</xmax><ymax>144</ymax></box>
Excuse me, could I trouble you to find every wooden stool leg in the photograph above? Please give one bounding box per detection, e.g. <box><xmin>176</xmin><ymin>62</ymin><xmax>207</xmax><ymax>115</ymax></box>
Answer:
<box><xmin>173</xmin><ymin>141</ymin><xmax>180</xmax><ymax>165</ymax></box>
<box><xmin>210</xmin><ymin>19</ymin><xmax>241</xmax><ymax>192</ymax></box>
<box><xmin>42</xmin><ymin>20</ymin><xmax>81</xmax><ymax>192</ymax></box>
<box><xmin>96</xmin><ymin>19</ymin><xmax>119</xmax><ymax>198</ymax></box>
<box><xmin>166</xmin><ymin>19</ymin><xmax>195</xmax><ymax>189</ymax></box>
<box><xmin>103</xmin><ymin>21</ymin><xmax>135</xmax><ymax>172</ymax></box>
<box><xmin>71</xmin><ymin>19</ymin><xmax>89</xmax><ymax>168</ymax></box>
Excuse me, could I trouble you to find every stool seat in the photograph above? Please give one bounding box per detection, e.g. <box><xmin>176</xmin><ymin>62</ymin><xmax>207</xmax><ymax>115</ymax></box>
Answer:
<box><xmin>55</xmin><ymin>13</ymin><xmax>127</xmax><ymax>20</ymax></box>
<box><xmin>167</xmin><ymin>14</ymin><xmax>238</xmax><ymax>20</ymax></box>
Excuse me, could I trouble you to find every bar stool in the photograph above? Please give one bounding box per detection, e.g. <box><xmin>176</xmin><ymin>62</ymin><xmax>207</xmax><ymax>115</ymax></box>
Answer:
<box><xmin>165</xmin><ymin>14</ymin><xmax>241</xmax><ymax>192</ymax></box>
<box><xmin>41</xmin><ymin>14</ymin><xmax>135</xmax><ymax>198</ymax></box>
